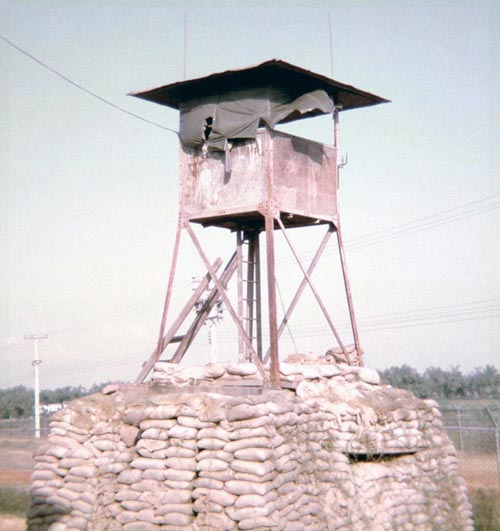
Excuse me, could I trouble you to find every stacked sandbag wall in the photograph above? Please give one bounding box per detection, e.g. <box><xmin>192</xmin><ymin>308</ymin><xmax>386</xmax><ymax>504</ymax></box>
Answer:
<box><xmin>27</xmin><ymin>362</ymin><xmax>474</xmax><ymax>530</ymax></box>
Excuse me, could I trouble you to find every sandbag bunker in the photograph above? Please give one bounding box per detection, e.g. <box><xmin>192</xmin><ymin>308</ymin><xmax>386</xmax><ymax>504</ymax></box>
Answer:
<box><xmin>28</xmin><ymin>361</ymin><xmax>473</xmax><ymax>530</ymax></box>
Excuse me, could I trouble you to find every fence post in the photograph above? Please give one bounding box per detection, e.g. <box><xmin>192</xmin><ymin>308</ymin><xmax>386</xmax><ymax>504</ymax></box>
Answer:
<box><xmin>486</xmin><ymin>408</ymin><xmax>500</xmax><ymax>489</ymax></box>
<box><xmin>456</xmin><ymin>408</ymin><xmax>464</xmax><ymax>452</ymax></box>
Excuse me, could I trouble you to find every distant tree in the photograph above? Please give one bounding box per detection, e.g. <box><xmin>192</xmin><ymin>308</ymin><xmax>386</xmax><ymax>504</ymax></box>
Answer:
<box><xmin>0</xmin><ymin>386</ymin><xmax>33</xmax><ymax>419</ymax></box>
<box><xmin>40</xmin><ymin>386</ymin><xmax>88</xmax><ymax>404</ymax></box>
<box><xmin>423</xmin><ymin>366</ymin><xmax>466</xmax><ymax>399</ymax></box>
<box><xmin>379</xmin><ymin>365</ymin><xmax>426</xmax><ymax>397</ymax></box>
<box><xmin>465</xmin><ymin>365</ymin><xmax>500</xmax><ymax>399</ymax></box>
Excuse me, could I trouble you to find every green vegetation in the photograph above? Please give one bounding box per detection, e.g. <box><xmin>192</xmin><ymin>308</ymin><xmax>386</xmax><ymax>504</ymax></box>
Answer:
<box><xmin>0</xmin><ymin>366</ymin><xmax>498</xmax><ymax>419</ymax></box>
<box><xmin>471</xmin><ymin>489</ymin><xmax>500</xmax><ymax>531</ymax></box>
<box><xmin>0</xmin><ymin>384</ymin><xmax>105</xmax><ymax>419</ymax></box>
<box><xmin>0</xmin><ymin>486</ymin><xmax>30</xmax><ymax>516</ymax></box>
<box><xmin>379</xmin><ymin>365</ymin><xmax>500</xmax><ymax>400</ymax></box>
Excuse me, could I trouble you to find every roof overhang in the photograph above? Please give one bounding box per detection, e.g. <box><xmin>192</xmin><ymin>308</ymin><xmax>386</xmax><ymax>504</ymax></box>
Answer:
<box><xmin>129</xmin><ymin>59</ymin><xmax>389</xmax><ymax>114</ymax></box>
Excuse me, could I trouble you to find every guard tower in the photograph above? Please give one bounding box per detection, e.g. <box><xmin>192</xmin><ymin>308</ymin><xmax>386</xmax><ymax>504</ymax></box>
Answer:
<box><xmin>131</xmin><ymin>59</ymin><xmax>388</xmax><ymax>386</ymax></box>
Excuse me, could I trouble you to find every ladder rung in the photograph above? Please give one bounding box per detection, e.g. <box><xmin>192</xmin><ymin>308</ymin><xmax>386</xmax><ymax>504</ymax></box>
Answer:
<box><xmin>169</xmin><ymin>335</ymin><xmax>185</xmax><ymax>344</ymax></box>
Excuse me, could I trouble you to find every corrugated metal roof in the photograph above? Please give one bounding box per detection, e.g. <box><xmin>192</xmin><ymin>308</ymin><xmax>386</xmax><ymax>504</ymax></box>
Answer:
<box><xmin>129</xmin><ymin>59</ymin><xmax>389</xmax><ymax>113</ymax></box>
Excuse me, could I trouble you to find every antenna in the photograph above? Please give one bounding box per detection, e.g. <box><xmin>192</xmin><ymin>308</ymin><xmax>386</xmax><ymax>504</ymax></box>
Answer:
<box><xmin>183</xmin><ymin>12</ymin><xmax>188</xmax><ymax>80</ymax></box>
<box><xmin>328</xmin><ymin>13</ymin><xmax>334</xmax><ymax>78</ymax></box>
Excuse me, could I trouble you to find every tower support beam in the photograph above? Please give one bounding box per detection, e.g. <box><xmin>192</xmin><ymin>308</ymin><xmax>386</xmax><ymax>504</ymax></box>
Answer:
<box><xmin>265</xmin><ymin>214</ymin><xmax>280</xmax><ymax>387</ymax></box>
<box><xmin>263</xmin><ymin>223</ymin><xmax>334</xmax><ymax>364</ymax></box>
<box><xmin>185</xmin><ymin>223</ymin><xmax>268</xmax><ymax>382</ymax></box>
<box><xmin>336</xmin><ymin>220</ymin><xmax>363</xmax><ymax>365</ymax></box>
<box><xmin>276</xmin><ymin>217</ymin><xmax>350</xmax><ymax>362</ymax></box>
<box><xmin>135</xmin><ymin>257</ymin><xmax>223</xmax><ymax>384</ymax></box>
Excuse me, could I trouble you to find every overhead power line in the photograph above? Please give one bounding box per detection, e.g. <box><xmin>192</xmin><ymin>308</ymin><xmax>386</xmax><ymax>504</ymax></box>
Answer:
<box><xmin>277</xmin><ymin>193</ymin><xmax>500</xmax><ymax>267</ymax></box>
<box><xmin>213</xmin><ymin>298</ymin><xmax>500</xmax><ymax>343</ymax></box>
<box><xmin>345</xmin><ymin>196</ymin><xmax>500</xmax><ymax>252</ymax></box>
<box><xmin>43</xmin><ymin>298</ymin><xmax>499</xmax><ymax>378</ymax></box>
<box><xmin>46</xmin><ymin>193</ymin><xmax>500</xmax><ymax>337</ymax></box>
<box><xmin>0</xmin><ymin>34</ymin><xmax>178</xmax><ymax>135</ymax></box>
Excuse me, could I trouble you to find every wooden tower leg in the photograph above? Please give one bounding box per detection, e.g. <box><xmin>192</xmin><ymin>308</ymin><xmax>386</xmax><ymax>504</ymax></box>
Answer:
<box><xmin>154</xmin><ymin>218</ymin><xmax>183</xmax><ymax>361</ymax></box>
<box><xmin>265</xmin><ymin>214</ymin><xmax>280</xmax><ymax>386</ymax></box>
<box><xmin>336</xmin><ymin>220</ymin><xmax>363</xmax><ymax>366</ymax></box>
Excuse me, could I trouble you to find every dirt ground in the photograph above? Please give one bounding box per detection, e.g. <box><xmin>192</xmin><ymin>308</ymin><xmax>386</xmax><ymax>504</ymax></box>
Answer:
<box><xmin>458</xmin><ymin>452</ymin><xmax>500</xmax><ymax>491</ymax></box>
<box><xmin>0</xmin><ymin>515</ymin><xmax>26</xmax><ymax>531</ymax></box>
<box><xmin>0</xmin><ymin>436</ymin><xmax>38</xmax><ymax>531</ymax></box>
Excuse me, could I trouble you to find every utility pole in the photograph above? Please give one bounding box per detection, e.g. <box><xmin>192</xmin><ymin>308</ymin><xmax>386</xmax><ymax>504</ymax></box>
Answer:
<box><xmin>24</xmin><ymin>334</ymin><xmax>47</xmax><ymax>439</ymax></box>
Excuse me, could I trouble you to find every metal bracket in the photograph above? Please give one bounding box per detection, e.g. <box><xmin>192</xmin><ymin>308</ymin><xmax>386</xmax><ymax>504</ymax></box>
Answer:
<box><xmin>338</xmin><ymin>152</ymin><xmax>349</xmax><ymax>171</ymax></box>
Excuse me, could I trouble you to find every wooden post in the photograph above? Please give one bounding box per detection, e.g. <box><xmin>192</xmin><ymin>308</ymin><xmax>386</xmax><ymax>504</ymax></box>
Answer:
<box><xmin>154</xmin><ymin>218</ymin><xmax>183</xmax><ymax>361</ymax></box>
<box><xmin>265</xmin><ymin>214</ymin><xmax>280</xmax><ymax>387</ymax></box>
<box><xmin>336</xmin><ymin>220</ymin><xmax>362</xmax><ymax>365</ymax></box>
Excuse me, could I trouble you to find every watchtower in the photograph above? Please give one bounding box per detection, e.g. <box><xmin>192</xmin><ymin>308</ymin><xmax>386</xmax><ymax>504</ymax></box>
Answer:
<box><xmin>131</xmin><ymin>59</ymin><xmax>388</xmax><ymax>386</ymax></box>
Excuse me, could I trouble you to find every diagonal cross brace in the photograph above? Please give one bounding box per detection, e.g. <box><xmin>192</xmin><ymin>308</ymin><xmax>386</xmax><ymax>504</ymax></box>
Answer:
<box><xmin>185</xmin><ymin>223</ymin><xmax>268</xmax><ymax>383</ymax></box>
<box><xmin>263</xmin><ymin>223</ymin><xmax>334</xmax><ymax>364</ymax></box>
<box><xmin>171</xmin><ymin>252</ymin><xmax>238</xmax><ymax>363</ymax></box>
<box><xmin>276</xmin><ymin>217</ymin><xmax>350</xmax><ymax>363</ymax></box>
<box><xmin>135</xmin><ymin>257</ymin><xmax>223</xmax><ymax>384</ymax></box>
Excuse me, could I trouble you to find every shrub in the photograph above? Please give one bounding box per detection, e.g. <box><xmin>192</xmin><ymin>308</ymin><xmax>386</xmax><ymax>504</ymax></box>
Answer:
<box><xmin>0</xmin><ymin>486</ymin><xmax>30</xmax><ymax>516</ymax></box>
<box><xmin>471</xmin><ymin>488</ymin><xmax>500</xmax><ymax>531</ymax></box>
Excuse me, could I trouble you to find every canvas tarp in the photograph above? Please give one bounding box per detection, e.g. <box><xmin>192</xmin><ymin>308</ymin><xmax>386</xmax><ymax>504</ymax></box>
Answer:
<box><xmin>179</xmin><ymin>88</ymin><xmax>334</xmax><ymax>151</ymax></box>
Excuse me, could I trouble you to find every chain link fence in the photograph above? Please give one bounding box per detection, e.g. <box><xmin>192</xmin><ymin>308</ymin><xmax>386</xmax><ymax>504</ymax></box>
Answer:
<box><xmin>1</xmin><ymin>408</ymin><xmax>499</xmax><ymax>492</ymax></box>
<box><xmin>0</xmin><ymin>416</ymin><xmax>51</xmax><ymax>438</ymax></box>
<box><xmin>440</xmin><ymin>406</ymin><xmax>500</xmax><ymax>492</ymax></box>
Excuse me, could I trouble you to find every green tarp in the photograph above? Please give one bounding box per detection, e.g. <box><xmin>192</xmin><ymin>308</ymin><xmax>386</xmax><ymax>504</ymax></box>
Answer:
<box><xmin>179</xmin><ymin>88</ymin><xmax>334</xmax><ymax>151</ymax></box>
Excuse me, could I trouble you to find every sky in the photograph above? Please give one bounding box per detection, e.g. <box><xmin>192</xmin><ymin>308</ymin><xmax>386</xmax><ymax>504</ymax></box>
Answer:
<box><xmin>1</xmin><ymin>0</ymin><xmax>499</xmax><ymax>390</ymax></box>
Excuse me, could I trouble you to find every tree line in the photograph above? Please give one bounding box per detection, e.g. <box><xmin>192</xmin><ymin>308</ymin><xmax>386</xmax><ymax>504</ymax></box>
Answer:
<box><xmin>0</xmin><ymin>384</ymin><xmax>103</xmax><ymax>419</ymax></box>
<box><xmin>0</xmin><ymin>365</ymin><xmax>498</xmax><ymax>419</ymax></box>
<box><xmin>379</xmin><ymin>364</ymin><xmax>500</xmax><ymax>400</ymax></box>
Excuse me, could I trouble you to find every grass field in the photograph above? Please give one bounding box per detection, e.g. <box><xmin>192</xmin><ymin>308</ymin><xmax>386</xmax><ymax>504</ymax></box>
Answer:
<box><xmin>0</xmin><ymin>436</ymin><xmax>38</xmax><ymax>531</ymax></box>
<box><xmin>0</xmin><ymin>435</ymin><xmax>498</xmax><ymax>530</ymax></box>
